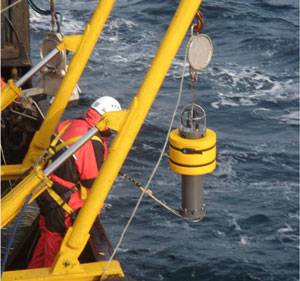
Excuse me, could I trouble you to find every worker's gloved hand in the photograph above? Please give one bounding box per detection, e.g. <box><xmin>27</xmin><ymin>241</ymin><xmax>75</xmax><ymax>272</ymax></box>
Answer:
<box><xmin>44</xmin><ymin>207</ymin><xmax>66</xmax><ymax>234</ymax></box>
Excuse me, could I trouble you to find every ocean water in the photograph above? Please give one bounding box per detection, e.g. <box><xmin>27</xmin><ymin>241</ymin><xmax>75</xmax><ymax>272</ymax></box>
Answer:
<box><xmin>3</xmin><ymin>0</ymin><xmax>299</xmax><ymax>280</ymax></box>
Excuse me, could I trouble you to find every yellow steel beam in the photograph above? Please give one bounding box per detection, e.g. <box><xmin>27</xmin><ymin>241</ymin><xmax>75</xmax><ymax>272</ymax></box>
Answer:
<box><xmin>57</xmin><ymin>35</ymin><xmax>83</xmax><ymax>53</ymax></box>
<box><xmin>52</xmin><ymin>0</ymin><xmax>202</xmax><ymax>272</ymax></box>
<box><xmin>1</xmin><ymin>164</ymin><xmax>29</xmax><ymax>181</ymax></box>
<box><xmin>1</xmin><ymin>165</ymin><xmax>52</xmax><ymax>228</ymax></box>
<box><xmin>2</xmin><ymin>261</ymin><xmax>124</xmax><ymax>281</ymax></box>
<box><xmin>22</xmin><ymin>0</ymin><xmax>116</xmax><ymax>167</ymax></box>
<box><xmin>0</xmin><ymin>34</ymin><xmax>81</xmax><ymax>113</ymax></box>
<box><xmin>1</xmin><ymin>80</ymin><xmax>22</xmax><ymax>111</ymax></box>
<box><xmin>96</xmin><ymin>110</ymin><xmax>129</xmax><ymax>132</ymax></box>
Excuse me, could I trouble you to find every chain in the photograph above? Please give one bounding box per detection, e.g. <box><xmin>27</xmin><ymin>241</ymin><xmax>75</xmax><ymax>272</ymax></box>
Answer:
<box><xmin>119</xmin><ymin>172</ymin><xmax>185</xmax><ymax>219</ymax></box>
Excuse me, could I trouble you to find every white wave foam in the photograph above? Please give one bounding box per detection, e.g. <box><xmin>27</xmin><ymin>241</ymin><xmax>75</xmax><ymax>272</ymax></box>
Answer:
<box><xmin>227</xmin><ymin>214</ymin><xmax>242</xmax><ymax>232</ymax></box>
<box><xmin>239</xmin><ymin>235</ymin><xmax>250</xmax><ymax>246</ymax></box>
<box><xmin>211</xmin><ymin>92</ymin><xmax>256</xmax><ymax>109</ymax></box>
<box><xmin>209</xmin><ymin>65</ymin><xmax>298</xmax><ymax>108</ymax></box>
<box><xmin>116</xmin><ymin>247</ymin><xmax>129</xmax><ymax>253</ymax></box>
<box><xmin>216</xmin><ymin>230</ymin><xmax>226</xmax><ymax>237</ymax></box>
<box><xmin>106</xmin><ymin>18</ymin><xmax>137</xmax><ymax>31</ymax></box>
<box><xmin>280</xmin><ymin>111</ymin><xmax>300</xmax><ymax>126</ymax></box>
<box><xmin>110</xmin><ymin>55</ymin><xmax>129</xmax><ymax>63</ymax></box>
<box><xmin>214</xmin><ymin>150</ymin><xmax>237</xmax><ymax>178</ymax></box>
<box><xmin>30</xmin><ymin>10</ymin><xmax>84</xmax><ymax>33</ymax></box>
<box><xmin>249</xmin><ymin>181</ymin><xmax>299</xmax><ymax>192</ymax></box>
<box><xmin>277</xmin><ymin>224</ymin><xmax>293</xmax><ymax>234</ymax></box>
<box><xmin>288</xmin><ymin>212</ymin><xmax>300</xmax><ymax>220</ymax></box>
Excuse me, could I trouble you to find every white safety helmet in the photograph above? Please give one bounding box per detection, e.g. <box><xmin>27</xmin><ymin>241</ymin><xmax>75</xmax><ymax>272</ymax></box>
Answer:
<box><xmin>90</xmin><ymin>96</ymin><xmax>121</xmax><ymax>115</ymax></box>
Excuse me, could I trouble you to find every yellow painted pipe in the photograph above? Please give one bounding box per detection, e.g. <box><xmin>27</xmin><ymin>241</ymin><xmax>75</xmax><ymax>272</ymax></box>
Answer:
<box><xmin>1</xmin><ymin>80</ymin><xmax>22</xmax><ymax>112</ymax></box>
<box><xmin>2</xmin><ymin>261</ymin><xmax>123</xmax><ymax>281</ymax></box>
<box><xmin>1</xmin><ymin>166</ymin><xmax>50</xmax><ymax>228</ymax></box>
<box><xmin>54</xmin><ymin>0</ymin><xmax>202</xmax><ymax>267</ymax></box>
<box><xmin>22</xmin><ymin>0</ymin><xmax>116</xmax><ymax>167</ymax></box>
<box><xmin>0</xmin><ymin>164</ymin><xmax>29</xmax><ymax>181</ymax></box>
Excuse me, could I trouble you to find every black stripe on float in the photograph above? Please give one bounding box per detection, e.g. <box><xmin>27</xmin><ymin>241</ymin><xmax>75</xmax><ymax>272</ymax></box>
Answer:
<box><xmin>169</xmin><ymin>143</ymin><xmax>216</xmax><ymax>154</ymax></box>
<box><xmin>169</xmin><ymin>158</ymin><xmax>216</xmax><ymax>168</ymax></box>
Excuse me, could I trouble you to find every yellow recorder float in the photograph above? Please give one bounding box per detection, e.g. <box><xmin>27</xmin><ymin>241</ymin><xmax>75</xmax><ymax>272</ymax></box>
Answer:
<box><xmin>1</xmin><ymin>0</ymin><xmax>217</xmax><ymax>280</ymax></box>
<box><xmin>169</xmin><ymin>105</ymin><xmax>217</xmax><ymax>221</ymax></box>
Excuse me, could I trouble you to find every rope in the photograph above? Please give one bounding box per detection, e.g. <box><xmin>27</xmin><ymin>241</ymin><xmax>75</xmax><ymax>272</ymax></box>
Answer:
<box><xmin>1</xmin><ymin>194</ymin><xmax>31</xmax><ymax>276</ymax></box>
<box><xmin>119</xmin><ymin>172</ymin><xmax>184</xmax><ymax>219</ymax></box>
<box><xmin>100</xmin><ymin>46</ymin><xmax>189</xmax><ymax>281</ymax></box>
<box><xmin>1</xmin><ymin>0</ymin><xmax>23</xmax><ymax>13</ymax></box>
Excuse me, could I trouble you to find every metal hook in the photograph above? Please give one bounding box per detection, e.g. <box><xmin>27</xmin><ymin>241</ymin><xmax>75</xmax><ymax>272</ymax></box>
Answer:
<box><xmin>192</xmin><ymin>10</ymin><xmax>204</xmax><ymax>34</ymax></box>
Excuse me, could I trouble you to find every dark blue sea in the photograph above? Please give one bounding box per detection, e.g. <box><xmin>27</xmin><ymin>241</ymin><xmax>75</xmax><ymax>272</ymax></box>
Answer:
<box><xmin>4</xmin><ymin>0</ymin><xmax>300</xmax><ymax>280</ymax></box>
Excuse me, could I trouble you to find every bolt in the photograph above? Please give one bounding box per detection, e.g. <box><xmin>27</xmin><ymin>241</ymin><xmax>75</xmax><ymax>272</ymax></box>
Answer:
<box><xmin>63</xmin><ymin>260</ymin><xmax>70</xmax><ymax>267</ymax></box>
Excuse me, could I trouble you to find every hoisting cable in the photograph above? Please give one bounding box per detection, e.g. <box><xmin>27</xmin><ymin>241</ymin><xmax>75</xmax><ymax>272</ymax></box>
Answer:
<box><xmin>49</xmin><ymin>0</ymin><xmax>60</xmax><ymax>33</ymax></box>
<box><xmin>190</xmin><ymin>10</ymin><xmax>204</xmax><ymax>128</ymax></box>
<box><xmin>1</xmin><ymin>194</ymin><xmax>31</xmax><ymax>276</ymax></box>
<box><xmin>100</xmin><ymin>43</ymin><xmax>190</xmax><ymax>281</ymax></box>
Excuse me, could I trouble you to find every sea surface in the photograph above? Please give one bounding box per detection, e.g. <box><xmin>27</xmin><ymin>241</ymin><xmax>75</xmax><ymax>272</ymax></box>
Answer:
<box><xmin>3</xmin><ymin>0</ymin><xmax>299</xmax><ymax>280</ymax></box>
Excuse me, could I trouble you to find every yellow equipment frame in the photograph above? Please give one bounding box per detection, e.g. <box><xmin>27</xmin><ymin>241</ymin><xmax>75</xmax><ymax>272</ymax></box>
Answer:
<box><xmin>1</xmin><ymin>0</ymin><xmax>203</xmax><ymax>280</ymax></box>
<box><xmin>1</xmin><ymin>0</ymin><xmax>115</xmax><ymax>179</ymax></box>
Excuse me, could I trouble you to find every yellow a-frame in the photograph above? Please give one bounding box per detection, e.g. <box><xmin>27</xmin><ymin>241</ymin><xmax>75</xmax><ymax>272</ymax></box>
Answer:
<box><xmin>1</xmin><ymin>0</ymin><xmax>203</xmax><ymax>280</ymax></box>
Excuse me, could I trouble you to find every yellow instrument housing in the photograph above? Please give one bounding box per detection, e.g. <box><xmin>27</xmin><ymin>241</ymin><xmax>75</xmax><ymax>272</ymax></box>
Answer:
<box><xmin>169</xmin><ymin>128</ymin><xmax>217</xmax><ymax>175</ymax></box>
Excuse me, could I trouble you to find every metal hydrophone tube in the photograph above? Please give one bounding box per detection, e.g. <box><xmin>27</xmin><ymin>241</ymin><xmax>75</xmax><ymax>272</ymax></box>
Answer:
<box><xmin>180</xmin><ymin>105</ymin><xmax>206</xmax><ymax>221</ymax></box>
<box><xmin>181</xmin><ymin>175</ymin><xmax>205</xmax><ymax>220</ymax></box>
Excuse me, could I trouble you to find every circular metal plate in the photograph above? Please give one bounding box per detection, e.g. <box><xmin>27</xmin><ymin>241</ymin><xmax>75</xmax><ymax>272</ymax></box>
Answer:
<box><xmin>187</xmin><ymin>34</ymin><xmax>213</xmax><ymax>71</ymax></box>
<box><xmin>40</xmin><ymin>32</ymin><xmax>65</xmax><ymax>69</ymax></box>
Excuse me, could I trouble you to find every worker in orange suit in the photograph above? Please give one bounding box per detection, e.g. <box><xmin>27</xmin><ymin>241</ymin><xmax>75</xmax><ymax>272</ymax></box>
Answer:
<box><xmin>28</xmin><ymin>96</ymin><xmax>121</xmax><ymax>268</ymax></box>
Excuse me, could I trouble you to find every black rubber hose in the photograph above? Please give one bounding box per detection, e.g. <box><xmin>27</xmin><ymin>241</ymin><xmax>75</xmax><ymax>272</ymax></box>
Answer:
<box><xmin>27</xmin><ymin>0</ymin><xmax>62</xmax><ymax>32</ymax></box>
<box><xmin>28</xmin><ymin>0</ymin><xmax>51</xmax><ymax>15</ymax></box>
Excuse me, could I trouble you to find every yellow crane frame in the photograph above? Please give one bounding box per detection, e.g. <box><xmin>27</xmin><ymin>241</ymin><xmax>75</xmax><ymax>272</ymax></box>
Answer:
<box><xmin>1</xmin><ymin>0</ymin><xmax>203</xmax><ymax>280</ymax></box>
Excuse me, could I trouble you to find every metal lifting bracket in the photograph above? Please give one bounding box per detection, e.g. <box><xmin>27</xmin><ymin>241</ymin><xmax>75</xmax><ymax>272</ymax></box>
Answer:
<box><xmin>96</xmin><ymin>110</ymin><xmax>129</xmax><ymax>132</ymax></box>
<box><xmin>57</xmin><ymin>35</ymin><xmax>83</xmax><ymax>53</ymax></box>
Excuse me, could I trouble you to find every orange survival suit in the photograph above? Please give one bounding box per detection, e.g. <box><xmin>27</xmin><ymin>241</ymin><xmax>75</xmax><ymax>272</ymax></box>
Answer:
<box><xmin>28</xmin><ymin>108</ymin><xmax>108</xmax><ymax>268</ymax></box>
